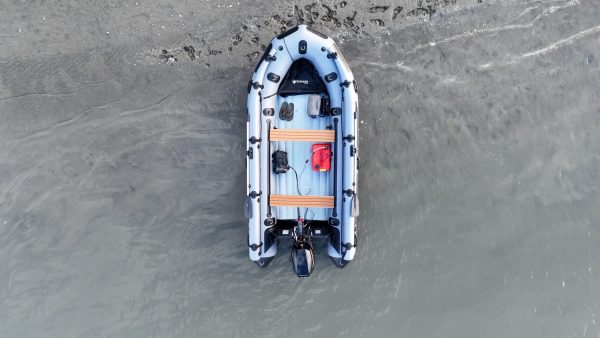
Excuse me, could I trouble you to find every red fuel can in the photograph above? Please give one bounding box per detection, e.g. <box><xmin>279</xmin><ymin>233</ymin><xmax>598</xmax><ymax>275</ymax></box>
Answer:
<box><xmin>311</xmin><ymin>143</ymin><xmax>331</xmax><ymax>172</ymax></box>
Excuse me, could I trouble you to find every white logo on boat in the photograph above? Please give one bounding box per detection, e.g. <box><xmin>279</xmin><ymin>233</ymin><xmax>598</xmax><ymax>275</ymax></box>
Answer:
<box><xmin>292</xmin><ymin>79</ymin><xmax>309</xmax><ymax>84</ymax></box>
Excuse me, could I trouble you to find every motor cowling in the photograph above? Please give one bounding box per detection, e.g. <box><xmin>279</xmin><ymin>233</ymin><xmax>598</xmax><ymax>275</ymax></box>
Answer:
<box><xmin>291</xmin><ymin>240</ymin><xmax>315</xmax><ymax>277</ymax></box>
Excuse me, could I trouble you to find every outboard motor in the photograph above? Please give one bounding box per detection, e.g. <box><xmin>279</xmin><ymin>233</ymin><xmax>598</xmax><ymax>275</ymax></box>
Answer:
<box><xmin>291</xmin><ymin>239</ymin><xmax>315</xmax><ymax>278</ymax></box>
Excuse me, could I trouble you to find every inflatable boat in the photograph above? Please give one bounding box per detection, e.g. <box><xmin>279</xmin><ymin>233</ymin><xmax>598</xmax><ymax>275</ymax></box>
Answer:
<box><xmin>245</xmin><ymin>25</ymin><xmax>359</xmax><ymax>277</ymax></box>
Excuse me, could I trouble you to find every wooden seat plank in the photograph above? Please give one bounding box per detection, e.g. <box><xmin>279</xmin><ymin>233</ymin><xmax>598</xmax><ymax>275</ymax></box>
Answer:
<box><xmin>270</xmin><ymin>194</ymin><xmax>334</xmax><ymax>208</ymax></box>
<box><xmin>270</xmin><ymin>129</ymin><xmax>335</xmax><ymax>142</ymax></box>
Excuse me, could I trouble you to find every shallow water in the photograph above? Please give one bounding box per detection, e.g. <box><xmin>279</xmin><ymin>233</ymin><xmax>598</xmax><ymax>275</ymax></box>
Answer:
<box><xmin>1</xmin><ymin>0</ymin><xmax>600</xmax><ymax>337</ymax></box>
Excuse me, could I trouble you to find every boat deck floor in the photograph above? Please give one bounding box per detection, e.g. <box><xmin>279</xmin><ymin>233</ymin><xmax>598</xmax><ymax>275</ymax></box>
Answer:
<box><xmin>273</xmin><ymin>94</ymin><xmax>333</xmax><ymax>221</ymax></box>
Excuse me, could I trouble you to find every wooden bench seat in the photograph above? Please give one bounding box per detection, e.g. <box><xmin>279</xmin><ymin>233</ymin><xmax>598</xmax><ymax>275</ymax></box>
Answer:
<box><xmin>270</xmin><ymin>129</ymin><xmax>335</xmax><ymax>142</ymax></box>
<box><xmin>270</xmin><ymin>194</ymin><xmax>334</xmax><ymax>208</ymax></box>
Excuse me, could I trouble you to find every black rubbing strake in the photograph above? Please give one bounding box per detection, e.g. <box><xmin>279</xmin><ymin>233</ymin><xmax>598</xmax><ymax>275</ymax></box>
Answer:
<box><xmin>277</xmin><ymin>26</ymin><xmax>299</xmax><ymax>39</ymax></box>
<box><xmin>254</xmin><ymin>43</ymin><xmax>272</xmax><ymax>73</ymax></box>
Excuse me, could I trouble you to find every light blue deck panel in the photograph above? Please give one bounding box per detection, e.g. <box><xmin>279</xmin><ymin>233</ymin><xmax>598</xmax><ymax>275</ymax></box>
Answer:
<box><xmin>273</xmin><ymin>94</ymin><xmax>333</xmax><ymax>221</ymax></box>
